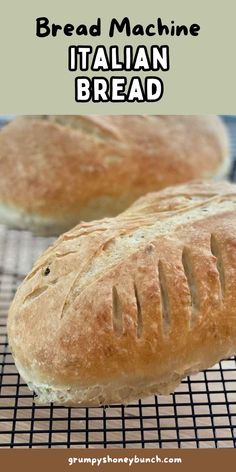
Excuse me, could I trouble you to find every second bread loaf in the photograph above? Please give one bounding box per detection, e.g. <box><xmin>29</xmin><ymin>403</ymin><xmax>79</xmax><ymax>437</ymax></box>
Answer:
<box><xmin>0</xmin><ymin>115</ymin><xmax>230</xmax><ymax>234</ymax></box>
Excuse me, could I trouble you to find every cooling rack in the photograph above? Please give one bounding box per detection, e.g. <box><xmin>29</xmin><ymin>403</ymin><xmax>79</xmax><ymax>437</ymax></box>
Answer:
<box><xmin>0</xmin><ymin>116</ymin><xmax>236</xmax><ymax>449</ymax></box>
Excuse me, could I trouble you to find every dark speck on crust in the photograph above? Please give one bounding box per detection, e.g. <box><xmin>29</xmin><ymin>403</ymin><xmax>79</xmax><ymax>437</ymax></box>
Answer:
<box><xmin>44</xmin><ymin>267</ymin><xmax>50</xmax><ymax>276</ymax></box>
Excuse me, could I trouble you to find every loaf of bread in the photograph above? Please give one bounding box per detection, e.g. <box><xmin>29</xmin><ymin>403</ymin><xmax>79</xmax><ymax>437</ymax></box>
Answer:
<box><xmin>8</xmin><ymin>180</ymin><xmax>236</xmax><ymax>406</ymax></box>
<box><xmin>0</xmin><ymin>115</ymin><xmax>230</xmax><ymax>235</ymax></box>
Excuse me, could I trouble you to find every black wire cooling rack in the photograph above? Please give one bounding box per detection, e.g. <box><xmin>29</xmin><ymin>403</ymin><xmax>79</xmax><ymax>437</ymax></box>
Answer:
<box><xmin>1</xmin><ymin>116</ymin><xmax>236</xmax><ymax>449</ymax></box>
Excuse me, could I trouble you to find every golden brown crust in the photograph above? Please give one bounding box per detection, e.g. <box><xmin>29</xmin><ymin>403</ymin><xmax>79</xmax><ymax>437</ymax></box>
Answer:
<box><xmin>0</xmin><ymin>115</ymin><xmax>230</xmax><ymax>234</ymax></box>
<box><xmin>7</xmin><ymin>180</ymin><xmax>236</xmax><ymax>405</ymax></box>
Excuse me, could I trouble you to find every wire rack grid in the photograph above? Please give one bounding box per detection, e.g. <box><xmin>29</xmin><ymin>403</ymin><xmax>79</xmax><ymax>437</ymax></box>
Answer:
<box><xmin>1</xmin><ymin>116</ymin><xmax>236</xmax><ymax>449</ymax></box>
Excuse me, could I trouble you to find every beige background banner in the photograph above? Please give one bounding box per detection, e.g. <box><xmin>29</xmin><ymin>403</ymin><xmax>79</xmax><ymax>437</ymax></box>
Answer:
<box><xmin>0</xmin><ymin>0</ymin><xmax>235</xmax><ymax>114</ymax></box>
